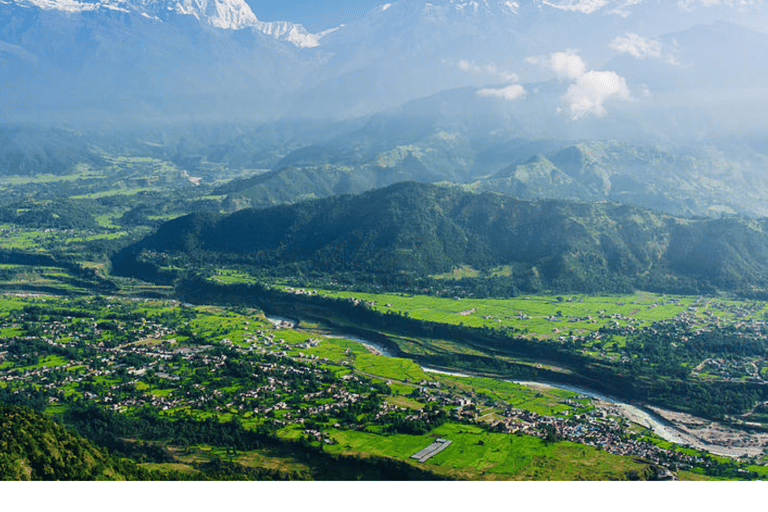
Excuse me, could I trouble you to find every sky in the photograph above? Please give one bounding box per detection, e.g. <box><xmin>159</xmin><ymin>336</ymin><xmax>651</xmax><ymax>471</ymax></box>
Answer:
<box><xmin>247</xmin><ymin>0</ymin><xmax>381</xmax><ymax>31</ymax></box>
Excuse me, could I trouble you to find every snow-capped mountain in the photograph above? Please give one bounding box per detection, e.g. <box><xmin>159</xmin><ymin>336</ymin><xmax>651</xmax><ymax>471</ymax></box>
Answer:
<box><xmin>0</xmin><ymin>0</ymin><xmax>330</xmax><ymax>122</ymax></box>
<box><xmin>1</xmin><ymin>0</ymin><xmax>766</xmax><ymax>133</ymax></box>
<box><xmin>292</xmin><ymin>0</ymin><xmax>768</xmax><ymax>122</ymax></box>
<box><xmin>10</xmin><ymin>0</ymin><xmax>325</xmax><ymax>46</ymax></box>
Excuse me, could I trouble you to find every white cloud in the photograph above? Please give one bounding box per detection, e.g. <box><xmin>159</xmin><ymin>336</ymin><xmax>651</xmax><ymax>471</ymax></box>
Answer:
<box><xmin>564</xmin><ymin>70</ymin><xmax>632</xmax><ymax>118</ymax></box>
<box><xmin>678</xmin><ymin>0</ymin><xmax>721</xmax><ymax>7</ymax></box>
<box><xmin>608</xmin><ymin>0</ymin><xmax>645</xmax><ymax>16</ymax></box>
<box><xmin>477</xmin><ymin>84</ymin><xmax>527</xmax><ymax>101</ymax></box>
<box><xmin>456</xmin><ymin>59</ymin><xmax>519</xmax><ymax>82</ymax></box>
<box><xmin>526</xmin><ymin>49</ymin><xmax>632</xmax><ymax>118</ymax></box>
<box><xmin>610</xmin><ymin>33</ymin><xmax>680</xmax><ymax>65</ymax></box>
<box><xmin>610</xmin><ymin>33</ymin><xmax>662</xmax><ymax>59</ymax></box>
<box><xmin>525</xmin><ymin>50</ymin><xmax>586</xmax><ymax>80</ymax></box>
<box><xmin>678</xmin><ymin>0</ymin><xmax>764</xmax><ymax>10</ymax></box>
<box><xmin>540</xmin><ymin>0</ymin><xmax>610</xmax><ymax>13</ymax></box>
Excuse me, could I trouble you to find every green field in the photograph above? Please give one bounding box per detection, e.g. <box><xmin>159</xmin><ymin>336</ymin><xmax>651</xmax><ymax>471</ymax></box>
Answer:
<box><xmin>280</xmin><ymin>286</ymin><xmax>765</xmax><ymax>339</ymax></box>
<box><xmin>0</xmin><ymin>284</ymin><xmax>762</xmax><ymax>480</ymax></box>
<box><xmin>354</xmin><ymin>354</ymin><xmax>431</xmax><ymax>382</ymax></box>
<box><xmin>316</xmin><ymin>422</ymin><xmax>648</xmax><ymax>480</ymax></box>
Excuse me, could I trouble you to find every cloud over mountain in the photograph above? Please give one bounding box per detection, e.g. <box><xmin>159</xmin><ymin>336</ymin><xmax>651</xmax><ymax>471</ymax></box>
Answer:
<box><xmin>564</xmin><ymin>70</ymin><xmax>632</xmax><ymax>118</ymax></box>
<box><xmin>2</xmin><ymin>0</ymin><xmax>767</xmax><ymax>129</ymax></box>
<box><xmin>527</xmin><ymin>50</ymin><xmax>632</xmax><ymax>118</ymax></box>
<box><xmin>526</xmin><ymin>50</ymin><xmax>587</xmax><ymax>80</ymax></box>
<box><xmin>610</xmin><ymin>33</ymin><xmax>679</xmax><ymax>65</ymax></box>
<box><xmin>476</xmin><ymin>84</ymin><xmax>527</xmax><ymax>100</ymax></box>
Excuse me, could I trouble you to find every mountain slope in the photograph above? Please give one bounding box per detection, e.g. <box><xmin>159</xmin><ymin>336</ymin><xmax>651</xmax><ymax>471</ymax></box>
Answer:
<box><xmin>113</xmin><ymin>182</ymin><xmax>768</xmax><ymax>294</ymax></box>
<box><xmin>473</xmin><ymin>140</ymin><xmax>768</xmax><ymax>217</ymax></box>
<box><xmin>0</xmin><ymin>403</ymin><xmax>142</xmax><ymax>480</ymax></box>
<box><xmin>214</xmin><ymin>100</ymin><xmax>768</xmax><ymax>217</ymax></box>
<box><xmin>0</xmin><ymin>0</ymin><xmax>323</xmax><ymax>121</ymax></box>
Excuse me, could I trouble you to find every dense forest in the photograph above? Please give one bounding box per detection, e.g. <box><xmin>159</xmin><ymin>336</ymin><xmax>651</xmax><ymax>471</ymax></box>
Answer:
<box><xmin>114</xmin><ymin>182</ymin><xmax>768</xmax><ymax>296</ymax></box>
<box><xmin>0</xmin><ymin>403</ymin><xmax>149</xmax><ymax>480</ymax></box>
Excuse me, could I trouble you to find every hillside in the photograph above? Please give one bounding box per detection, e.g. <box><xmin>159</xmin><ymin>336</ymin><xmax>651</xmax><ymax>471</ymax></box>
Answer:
<box><xmin>0</xmin><ymin>403</ymin><xmax>142</xmax><ymax>481</ymax></box>
<box><xmin>472</xmin><ymin>140</ymin><xmax>768</xmax><ymax>217</ymax></box>
<box><xmin>113</xmin><ymin>182</ymin><xmax>768</xmax><ymax>295</ymax></box>
<box><xmin>211</xmin><ymin>97</ymin><xmax>768</xmax><ymax>217</ymax></box>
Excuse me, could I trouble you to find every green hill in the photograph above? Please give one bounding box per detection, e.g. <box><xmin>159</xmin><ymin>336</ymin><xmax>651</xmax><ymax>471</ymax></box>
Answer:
<box><xmin>0</xmin><ymin>403</ymin><xmax>143</xmax><ymax>481</ymax></box>
<box><xmin>473</xmin><ymin>140</ymin><xmax>768</xmax><ymax>217</ymax></box>
<box><xmin>113</xmin><ymin>182</ymin><xmax>768</xmax><ymax>294</ymax></box>
<box><xmin>214</xmin><ymin>119</ymin><xmax>768</xmax><ymax>218</ymax></box>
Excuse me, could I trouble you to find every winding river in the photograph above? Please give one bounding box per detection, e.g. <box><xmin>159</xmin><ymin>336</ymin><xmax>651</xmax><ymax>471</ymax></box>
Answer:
<box><xmin>265</xmin><ymin>314</ymin><xmax>728</xmax><ymax>452</ymax></box>
<box><xmin>422</xmin><ymin>367</ymin><xmax>689</xmax><ymax>445</ymax></box>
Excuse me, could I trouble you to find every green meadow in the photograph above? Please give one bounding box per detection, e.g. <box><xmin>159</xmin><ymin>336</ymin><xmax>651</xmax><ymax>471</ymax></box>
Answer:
<box><xmin>282</xmin><ymin>286</ymin><xmax>766</xmax><ymax>339</ymax></box>
<box><xmin>317</xmin><ymin>422</ymin><xmax>648</xmax><ymax>481</ymax></box>
<box><xmin>0</xmin><ymin>287</ymin><xmax>761</xmax><ymax>480</ymax></box>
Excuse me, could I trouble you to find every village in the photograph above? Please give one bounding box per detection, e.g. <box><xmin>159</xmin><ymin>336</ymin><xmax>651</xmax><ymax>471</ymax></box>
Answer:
<box><xmin>0</xmin><ymin>294</ymin><xmax>762</xmax><ymax>478</ymax></box>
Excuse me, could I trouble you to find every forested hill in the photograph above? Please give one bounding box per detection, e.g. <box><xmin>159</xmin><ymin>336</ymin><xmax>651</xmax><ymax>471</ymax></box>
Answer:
<box><xmin>0</xmin><ymin>404</ymin><xmax>143</xmax><ymax>481</ymax></box>
<box><xmin>113</xmin><ymin>182</ymin><xmax>768</xmax><ymax>294</ymax></box>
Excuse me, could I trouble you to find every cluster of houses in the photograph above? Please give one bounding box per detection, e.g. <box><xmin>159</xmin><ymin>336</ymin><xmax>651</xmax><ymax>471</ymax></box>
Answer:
<box><xmin>489</xmin><ymin>405</ymin><xmax>708</xmax><ymax>471</ymax></box>
<box><xmin>693</xmin><ymin>357</ymin><xmax>765</xmax><ymax>383</ymax></box>
<box><xmin>398</xmin><ymin>379</ymin><xmax>717</xmax><ymax>473</ymax></box>
<box><xmin>2</xmin><ymin>297</ymin><xmax>764</xmax><ymax>477</ymax></box>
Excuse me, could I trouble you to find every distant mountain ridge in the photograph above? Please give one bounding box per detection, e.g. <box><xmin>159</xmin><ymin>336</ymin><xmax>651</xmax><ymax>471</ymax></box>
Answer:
<box><xmin>0</xmin><ymin>0</ymin><xmax>322</xmax><ymax>121</ymax></box>
<box><xmin>3</xmin><ymin>0</ymin><xmax>767</xmax><ymax>123</ymax></box>
<box><xmin>210</xmin><ymin>98</ymin><xmax>768</xmax><ymax>218</ymax></box>
<box><xmin>11</xmin><ymin>0</ymin><xmax>323</xmax><ymax>45</ymax></box>
<box><xmin>4</xmin><ymin>0</ymin><xmax>768</xmax><ymax>221</ymax></box>
<box><xmin>472</xmin><ymin>140</ymin><xmax>768</xmax><ymax>217</ymax></box>
<box><xmin>113</xmin><ymin>182</ymin><xmax>768</xmax><ymax>295</ymax></box>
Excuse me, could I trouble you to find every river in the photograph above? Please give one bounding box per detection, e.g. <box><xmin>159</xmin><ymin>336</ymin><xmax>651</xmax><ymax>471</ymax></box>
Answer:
<box><xmin>422</xmin><ymin>368</ymin><xmax>689</xmax><ymax>445</ymax></box>
<box><xmin>325</xmin><ymin>334</ymin><xmax>400</xmax><ymax>358</ymax></box>
<box><xmin>264</xmin><ymin>314</ymin><xmax>714</xmax><ymax>451</ymax></box>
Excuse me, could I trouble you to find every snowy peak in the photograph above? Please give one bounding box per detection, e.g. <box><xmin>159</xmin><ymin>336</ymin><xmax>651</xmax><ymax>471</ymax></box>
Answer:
<box><xmin>254</xmin><ymin>20</ymin><xmax>336</xmax><ymax>49</ymax></box>
<box><xmin>11</xmin><ymin>0</ymin><xmax>323</xmax><ymax>47</ymax></box>
<box><xmin>416</xmin><ymin>0</ymin><xmax>522</xmax><ymax>19</ymax></box>
<box><xmin>538</xmin><ymin>0</ymin><xmax>635</xmax><ymax>15</ymax></box>
<box><xmin>15</xmin><ymin>0</ymin><xmax>103</xmax><ymax>13</ymax></box>
<box><xmin>162</xmin><ymin>0</ymin><xmax>258</xmax><ymax>30</ymax></box>
<box><xmin>15</xmin><ymin>0</ymin><xmax>258</xmax><ymax>29</ymax></box>
<box><xmin>371</xmin><ymin>0</ymin><xmax>766</xmax><ymax>19</ymax></box>
<box><xmin>432</xmin><ymin>0</ymin><xmax>521</xmax><ymax>15</ymax></box>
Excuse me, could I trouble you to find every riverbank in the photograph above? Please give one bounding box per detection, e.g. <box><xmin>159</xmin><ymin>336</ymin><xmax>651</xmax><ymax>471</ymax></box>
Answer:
<box><xmin>266</xmin><ymin>313</ymin><xmax>767</xmax><ymax>458</ymax></box>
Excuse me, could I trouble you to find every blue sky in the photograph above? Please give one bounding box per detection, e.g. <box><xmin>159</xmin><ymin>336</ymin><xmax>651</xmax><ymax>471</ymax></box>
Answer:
<box><xmin>247</xmin><ymin>1</ymin><xmax>381</xmax><ymax>31</ymax></box>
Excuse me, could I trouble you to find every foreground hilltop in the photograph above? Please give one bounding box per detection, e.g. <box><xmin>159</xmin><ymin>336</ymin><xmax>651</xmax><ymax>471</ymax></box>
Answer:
<box><xmin>113</xmin><ymin>182</ymin><xmax>768</xmax><ymax>295</ymax></box>
<box><xmin>0</xmin><ymin>403</ymin><xmax>142</xmax><ymax>480</ymax></box>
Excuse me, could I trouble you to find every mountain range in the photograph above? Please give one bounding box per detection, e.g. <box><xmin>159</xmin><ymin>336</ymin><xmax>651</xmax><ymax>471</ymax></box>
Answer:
<box><xmin>208</xmin><ymin>93</ymin><xmax>768</xmax><ymax>217</ymax></box>
<box><xmin>113</xmin><ymin>182</ymin><xmax>768</xmax><ymax>295</ymax></box>
<box><xmin>3</xmin><ymin>0</ymin><xmax>768</xmax><ymax>219</ymax></box>
<box><xmin>3</xmin><ymin>0</ymin><xmax>767</xmax><ymax>130</ymax></box>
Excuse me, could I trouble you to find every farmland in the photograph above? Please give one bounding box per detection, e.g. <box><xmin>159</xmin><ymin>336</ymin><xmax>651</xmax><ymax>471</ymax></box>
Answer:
<box><xmin>0</xmin><ymin>290</ymin><xmax>763</xmax><ymax>480</ymax></box>
<box><xmin>274</xmin><ymin>285</ymin><xmax>768</xmax><ymax>391</ymax></box>
<box><xmin>278</xmin><ymin>285</ymin><xmax>766</xmax><ymax>340</ymax></box>
<box><xmin>0</xmin><ymin>161</ymin><xmax>767</xmax><ymax>480</ymax></box>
